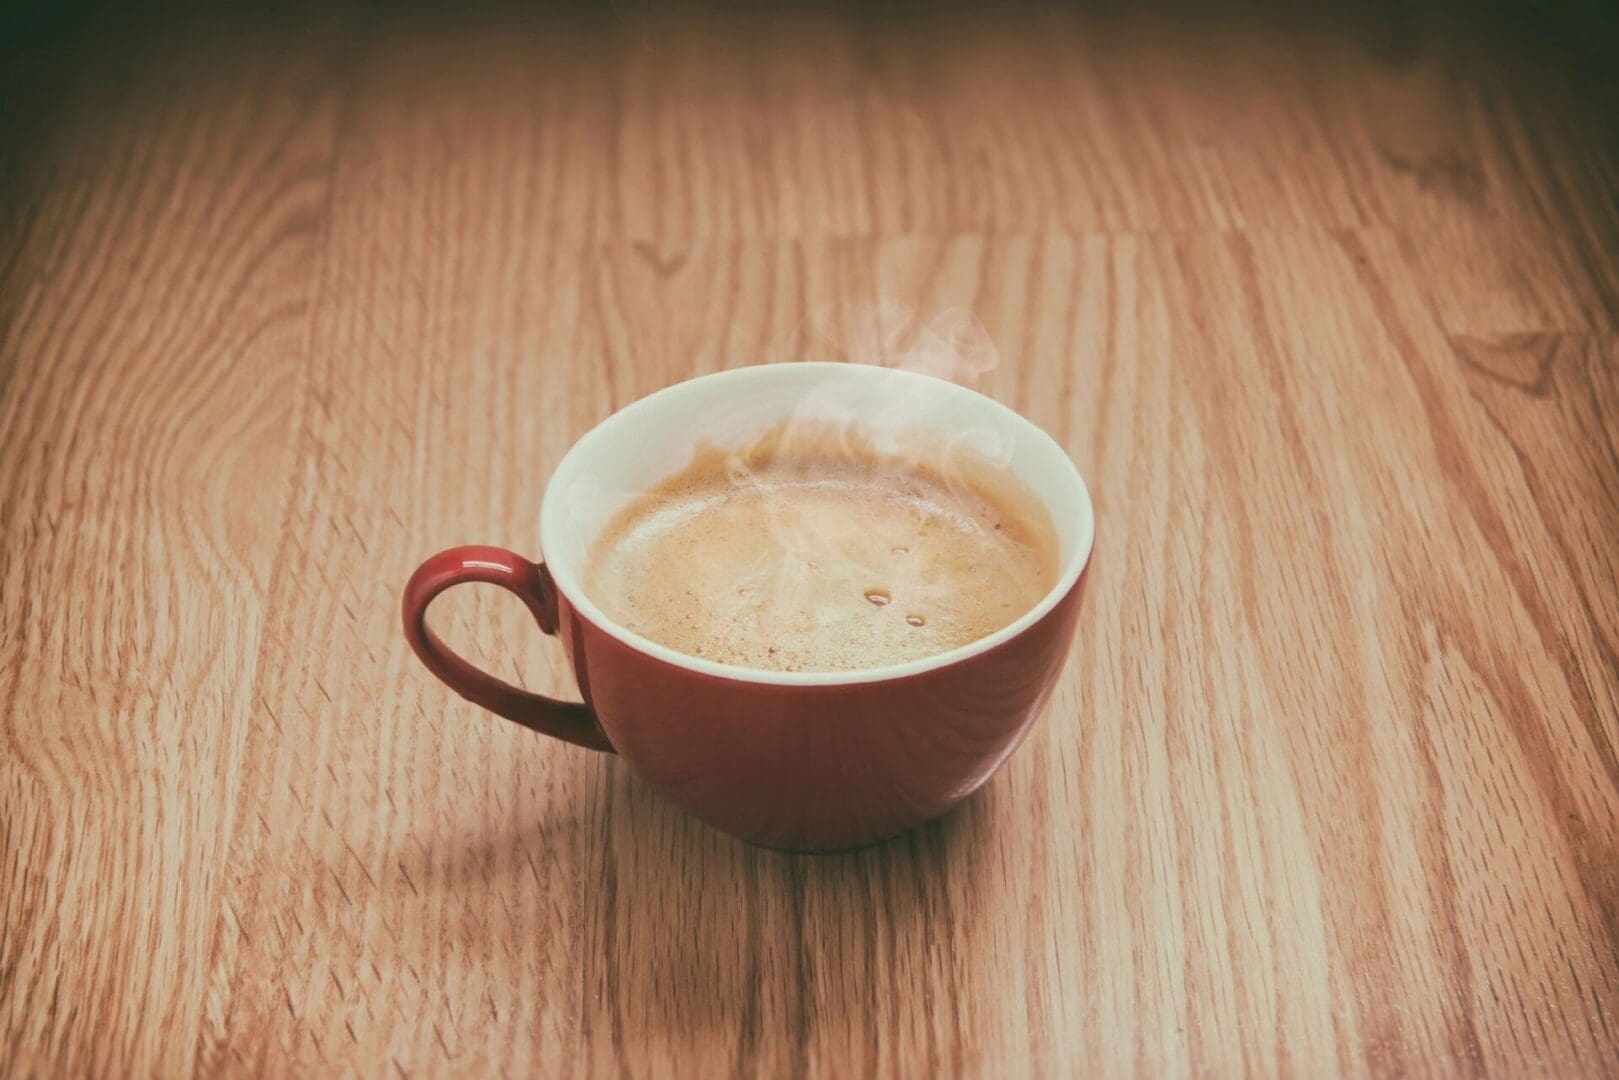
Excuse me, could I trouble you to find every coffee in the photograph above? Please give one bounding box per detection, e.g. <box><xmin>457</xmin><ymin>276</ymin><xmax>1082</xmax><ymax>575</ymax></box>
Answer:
<box><xmin>582</xmin><ymin>422</ymin><xmax>1060</xmax><ymax>673</ymax></box>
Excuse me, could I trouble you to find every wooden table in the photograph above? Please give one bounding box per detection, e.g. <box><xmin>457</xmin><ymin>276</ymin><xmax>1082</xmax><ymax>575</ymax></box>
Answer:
<box><xmin>4</xmin><ymin>6</ymin><xmax>1617</xmax><ymax>1076</ymax></box>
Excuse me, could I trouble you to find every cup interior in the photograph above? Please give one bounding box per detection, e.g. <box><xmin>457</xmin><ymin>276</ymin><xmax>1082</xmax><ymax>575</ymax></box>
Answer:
<box><xmin>539</xmin><ymin>362</ymin><xmax>1094</xmax><ymax>685</ymax></box>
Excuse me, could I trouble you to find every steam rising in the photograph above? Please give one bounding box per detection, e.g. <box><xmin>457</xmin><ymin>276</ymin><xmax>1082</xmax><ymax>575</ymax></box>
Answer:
<box><xmin>569</xmin><ymin>300</ymin><xmax>1055</xmax><ymax>672</ymax></box>
<box><xmin>806</xmin><ymin>299</ymin><xmax>1001</xmax><ymax>386</ymax></box>
<box><xmin>676</xmin><ymin>301</ymin><xmax>1037</xmax><ymax>668</ymax></box>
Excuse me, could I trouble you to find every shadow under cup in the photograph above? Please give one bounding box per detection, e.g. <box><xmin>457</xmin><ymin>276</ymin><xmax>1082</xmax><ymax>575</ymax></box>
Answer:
<box><xmin>405</xmin><ymin>363</ymin><xmax>1095</xmax><ymax>850</ymax></box>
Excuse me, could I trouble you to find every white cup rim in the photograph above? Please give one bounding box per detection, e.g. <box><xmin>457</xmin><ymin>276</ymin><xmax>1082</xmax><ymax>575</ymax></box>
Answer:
<box><xmin>539</xmin><ymin>362</ymin><xmax>1095</xmax><ymax>687</ymax></box>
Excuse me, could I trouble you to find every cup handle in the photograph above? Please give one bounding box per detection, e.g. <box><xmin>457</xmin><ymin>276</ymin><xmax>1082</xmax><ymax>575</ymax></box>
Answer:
<box><xmin>402</xmin><ymin>545</ymin><xmax>614</xmax><ymax>753</ymax></box>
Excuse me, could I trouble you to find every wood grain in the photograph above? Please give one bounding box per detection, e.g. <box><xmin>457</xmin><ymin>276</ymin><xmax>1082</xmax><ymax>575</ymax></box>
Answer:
<box><xmin>3</xmin><ymin>6</ymin><xmax>1617</xmax><ymax>1076</ymax></box>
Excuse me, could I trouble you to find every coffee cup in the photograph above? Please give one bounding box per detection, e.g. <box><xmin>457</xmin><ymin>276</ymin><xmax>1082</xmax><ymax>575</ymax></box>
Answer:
<box><xmin>402</xmin><ymin>362</ymin><xmax>1095</xmax><ymax>849</ymax></box>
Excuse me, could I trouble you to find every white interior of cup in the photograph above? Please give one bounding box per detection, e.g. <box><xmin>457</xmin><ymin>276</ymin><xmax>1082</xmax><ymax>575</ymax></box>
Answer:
<box><xmin>539</xmin><ymin>362</ymin><xmax>1094</xmax><ymax>686</ymax></box>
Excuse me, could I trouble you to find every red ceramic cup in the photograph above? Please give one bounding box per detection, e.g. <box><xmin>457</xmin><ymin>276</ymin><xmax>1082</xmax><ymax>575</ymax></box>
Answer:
<box><xmin>403</xmin><ymin>362</ymin><xmax>1095</xmax><ymax>850</ymax></box>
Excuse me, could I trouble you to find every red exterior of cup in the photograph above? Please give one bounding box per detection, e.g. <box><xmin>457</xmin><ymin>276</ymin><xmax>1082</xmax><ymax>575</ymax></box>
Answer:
<box><xmin>404</xmin><ymin>545</ymin><xmax>1089</xmax><ymax>851</ymax></box>
<box><xmin>555</xmin><ymin>570</ymin><xmax>1088</xmax><ymax>850</ymax></box>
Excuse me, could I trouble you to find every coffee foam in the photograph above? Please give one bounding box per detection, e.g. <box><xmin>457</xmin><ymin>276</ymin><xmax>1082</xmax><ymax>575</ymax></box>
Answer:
<box><xmin>582</xmin><ymin>420</ymin><xmax>1059</xmax><ymax>673</ymax></box>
